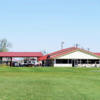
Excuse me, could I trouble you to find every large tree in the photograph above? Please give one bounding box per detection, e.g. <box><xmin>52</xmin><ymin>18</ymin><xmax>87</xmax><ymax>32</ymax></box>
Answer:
<box><xmin>0</xmin><ymin>39</ymin><xmax>11</xmax><ymax>52</ymax></box>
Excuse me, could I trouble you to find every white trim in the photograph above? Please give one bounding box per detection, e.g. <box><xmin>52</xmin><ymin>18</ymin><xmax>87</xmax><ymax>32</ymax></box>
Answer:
<box><xmin>54</xmin><ymin>64</ymin><xmax>72</xmax><ymax>67</ymax></box>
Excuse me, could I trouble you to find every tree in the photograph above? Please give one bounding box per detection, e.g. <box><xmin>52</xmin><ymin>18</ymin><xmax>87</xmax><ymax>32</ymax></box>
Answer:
<box><xmin>0</xmin><ymin>39</ymin><xmax>12</xmax><ymax>64</ymax></box>
<box><xmin>0</xmin><ymin>39</ymin><xmax>11</xmax><ymax>52</ymax></box>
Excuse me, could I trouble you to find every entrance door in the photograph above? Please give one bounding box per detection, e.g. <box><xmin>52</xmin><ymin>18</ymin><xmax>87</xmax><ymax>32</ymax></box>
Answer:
<box><xmin>72</xmin><ymin>59</ymin><xmax>78</xmax><ymax>67</ymax></box>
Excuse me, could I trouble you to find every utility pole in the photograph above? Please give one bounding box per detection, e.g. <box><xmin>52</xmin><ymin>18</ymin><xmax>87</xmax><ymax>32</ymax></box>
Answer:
<box><xmin>61</xmin><ymin>41</ymin><xmax>64</xmax><ymax>50</ymax></box>
<box><xmin>75</xmin><ymin>43</ymin><xmax>79</xmax><ymax>48</ymax></box>
<box><xmin>87</xmin><ymin>48</ymin><xmax>90</xmax><ymax>51</ymax></box>
<box><xmin>42</xmin><ymin>50</ymin><xmax>47</xmax><ymax>55</ymax></box>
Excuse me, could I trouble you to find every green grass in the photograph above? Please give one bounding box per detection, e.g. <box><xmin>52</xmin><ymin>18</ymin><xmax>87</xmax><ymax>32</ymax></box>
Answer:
<box><xmin>0</xmin><ymin>67</ymin><xmax>100</xmax><ymax>100</ymax></box>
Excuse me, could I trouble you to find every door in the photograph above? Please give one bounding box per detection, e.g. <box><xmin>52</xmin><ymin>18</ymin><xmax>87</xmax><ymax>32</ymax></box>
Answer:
<box><xmin>72</xmin><ymin>60</ymin><xmax>75</xmax><ymax>67</ymax></box>
<box><xmin>72</xmin><ymin>59</ymin><xmax>78</xmax><ymax>67</ymax></box>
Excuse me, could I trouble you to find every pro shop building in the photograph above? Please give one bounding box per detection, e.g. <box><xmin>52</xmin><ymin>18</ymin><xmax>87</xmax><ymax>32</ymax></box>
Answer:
<box><xmin>39</xmin><ymin>47</ymin><xmax>100</xmax><ymax>67</ymax></box>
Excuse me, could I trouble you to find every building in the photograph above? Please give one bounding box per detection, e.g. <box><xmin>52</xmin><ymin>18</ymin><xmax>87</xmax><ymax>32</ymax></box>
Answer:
<box><xmin>0</xmin><ymin>52</ymin><xmax>43</xmax><ymax>66</ymax></box>
<box><xmin>39</xmin><ymin>47</ymin><xmax>100</xmax><ymax>67</ymax></box>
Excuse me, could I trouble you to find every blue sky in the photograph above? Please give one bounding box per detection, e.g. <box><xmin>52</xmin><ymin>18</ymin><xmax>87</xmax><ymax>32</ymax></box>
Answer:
<box><xmin>0</xmin><ymin>0</ymin><xmax>100</xmax><ymax>53</ymax></box>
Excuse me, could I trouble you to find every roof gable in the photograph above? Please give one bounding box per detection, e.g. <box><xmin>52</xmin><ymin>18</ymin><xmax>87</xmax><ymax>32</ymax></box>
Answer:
<box><xmin>57</xmin><ymin>50</ymin><xmax>99</xmax><ymax>59</ymax></box>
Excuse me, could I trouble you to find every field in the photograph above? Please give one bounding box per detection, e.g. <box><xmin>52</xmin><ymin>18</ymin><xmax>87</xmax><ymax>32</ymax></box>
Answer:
<box><xmin>0</xmin><ymin>67</ymin><xmax>100</xmax><ymax>100</ymax></box>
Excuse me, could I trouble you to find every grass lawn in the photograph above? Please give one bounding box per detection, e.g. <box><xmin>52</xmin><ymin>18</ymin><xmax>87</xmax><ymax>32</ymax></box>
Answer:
<box><xmin>0</xmin><ymin>67</ymin><xmax>100</xmax><ymax>100</ymax></box>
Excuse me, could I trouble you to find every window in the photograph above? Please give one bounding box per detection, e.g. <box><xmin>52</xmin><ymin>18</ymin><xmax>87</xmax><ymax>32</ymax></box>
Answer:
<box><xmin>81</xmin><ymin>60</ymin><xmax>87</xmax><ymax>64</ymax></box>
<box><xmin>88</xmin><ymin>60</ymin><xmax>99</xmax><ymax>64</ymax></box>
<box><xmin>56</xmin><ymin>59</ymin><xmax>72</xmax><ymax>64</ymax></box>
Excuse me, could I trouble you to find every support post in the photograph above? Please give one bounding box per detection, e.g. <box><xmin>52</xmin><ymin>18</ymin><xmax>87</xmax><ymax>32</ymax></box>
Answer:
<box><xmin>0</xmin><ymin>57</ymin><xmax>3</xmax><ymax>64</ymax></box>
<box><xmin>68</xmin><ymin>59</ymin><xmax>69</xmax><ymax>64</ymax></box>
<box><xmin>10</xmin><ymin>57</ymin><xmax>13</xmax><ymax>67</ymax></box>
<box><xmin>87</xmin><ymin>59</ymin><xmax>88</xmax><ymax>67</ymax></box>
<box><xmin>99</xmin><ymin>59</ymin><xmax>100</xmax><ymax>67</ymax></box>
<box><xmin>80</xmin><ymin>59</ymin><xmax>81</xmax><ymax>67</ymax></box>
<box><xmin>54</xmin><ymin>59</ymin><xmax>56</xmax><ymax>66</ymax></box>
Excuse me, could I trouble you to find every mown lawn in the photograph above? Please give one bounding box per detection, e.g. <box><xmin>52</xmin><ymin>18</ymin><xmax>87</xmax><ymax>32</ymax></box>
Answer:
<box><xmin>0</xmin><ymin>67</ymin><xmax>100</xmax><ymax>100</ymax></box>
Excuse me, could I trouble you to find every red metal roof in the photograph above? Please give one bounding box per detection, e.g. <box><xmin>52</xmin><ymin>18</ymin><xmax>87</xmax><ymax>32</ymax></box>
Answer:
<box><xmin>94</xmin><ymin>53</ymin><xmax>100</xmax><ymax>56</ymax></box>
<box><xmin>39</xmin><ymin>47</ymin><xmax>100</xmax><ymax>61</ymax></box>
<box><xmin>51</xmin><ymin>47</ymin><xmax>77</xmax><ymax>58</ymax></box>
<box><xmin>0</xmin><ymin>52</ymin><xmax>43</xmax><ymax>57</ymax></box>
<box><xmin>39</xmin><ymin>47</ymin><xmax>77</xmax><ymax>61</ymax></box>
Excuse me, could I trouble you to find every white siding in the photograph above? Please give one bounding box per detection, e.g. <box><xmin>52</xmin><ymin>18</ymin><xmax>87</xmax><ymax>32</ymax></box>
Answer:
<box><xmin>57</xmin><ymin>51</ymin><xmax>98</xmax><ymax>59</ymax></box>
<box><xmin>54</xmin><ymin>64</ymin><xmax>72</xmax><ymax>67</ymax></box>
<box><xmin>54</xmin><ymin>64</ymin><xmax>100</xmax><ymax>67</ymax></box>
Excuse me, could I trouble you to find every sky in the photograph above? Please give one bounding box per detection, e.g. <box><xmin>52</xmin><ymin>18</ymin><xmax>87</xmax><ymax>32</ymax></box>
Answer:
<box><xmin>0</xmin><ymin>0</ymin><xmax>100</xmax><ymax>53</ymax></box>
